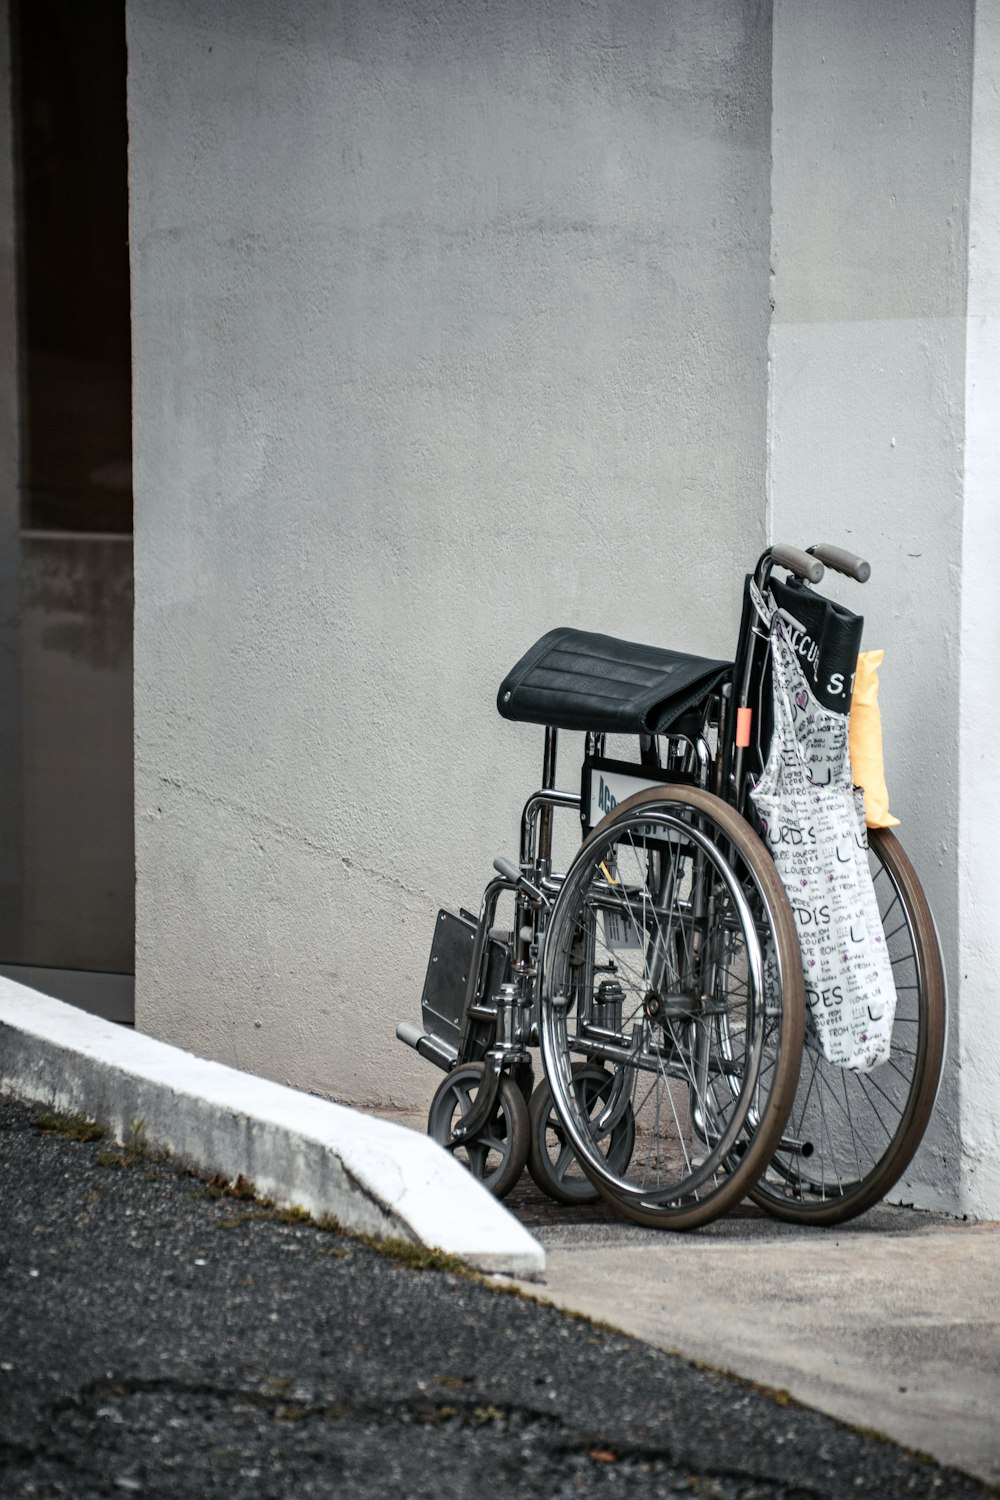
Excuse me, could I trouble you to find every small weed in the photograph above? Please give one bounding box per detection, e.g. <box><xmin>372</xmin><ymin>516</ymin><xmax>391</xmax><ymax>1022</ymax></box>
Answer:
<box><xmin>743</xmin><ymin>1379</ymin><xmax>802</xmax><ymax>1412</ymax></box>
<box><xmin>95</xmin><ymin>1116</ymin><xmax>170</xmax><ymax>1172</ymax></box>
<box><xmin>205</xmin><ymin>1173</ymin><xmax>257</xmax><ymax>1202</ymax></box>
<box><xmin>436</xmin><ymin>1373</ymin><xmax>473</xmax><ymax>1390</ymax></box>
<box><xmin>848</xmin><ymin>1422</ymin><xmax>892</xmax><ymax>1446</ymax></box>
<box><xmin>346</xmin><ymin>1231</ymin><xmax>471</xmax><ymax>1277</ymax></box>
<box><xmin>35</xmin><ymin>1111</ymin><xmax>105</xmax><ymax>1144</ymax></box>
<box><xmin>482</xmin><ymin>1277</ymin><xmax>552</xmax><ymax>1312</ymax></box>
<box><xmin>272</xmin><ymin>1205</ymin><xmax>311</xmax><ymax>1226</ymax></box>
<box><xmin>212</xmin><ymin>1202</ymin><xmax>310</xmax><ymax>1232</ymax></box>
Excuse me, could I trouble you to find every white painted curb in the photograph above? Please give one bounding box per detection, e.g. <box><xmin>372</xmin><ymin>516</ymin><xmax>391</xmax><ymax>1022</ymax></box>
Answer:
<box><xmin>0</xmin><ymin>979</ymin><xmax>545</xmax><ymax>1276</ymax></box>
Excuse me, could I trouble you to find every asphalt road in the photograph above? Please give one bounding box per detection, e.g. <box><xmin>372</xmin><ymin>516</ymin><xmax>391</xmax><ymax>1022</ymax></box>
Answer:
<box><xmin>0</xmin><ymin>1094</ymin><xmax>990</xmax><ymax>1500</ymax></box>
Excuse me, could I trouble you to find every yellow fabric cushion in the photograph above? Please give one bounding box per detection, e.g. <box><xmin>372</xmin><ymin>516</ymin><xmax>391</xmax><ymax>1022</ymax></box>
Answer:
<box><xmin>850</xmin><ymin>650</ymin><xmax>900</xmax><ymax>828</ymax></box>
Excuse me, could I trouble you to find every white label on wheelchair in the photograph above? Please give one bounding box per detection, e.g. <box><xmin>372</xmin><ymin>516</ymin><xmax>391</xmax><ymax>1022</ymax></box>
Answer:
<box><xmin>590</xmin><ymin>768</ymin><xmax>672</xmax><ymax>830</ymax></box>
<box><xmin>603</xmin><ymin>908</ymin><xmax>644</xmax><ymax>950</ymax></box>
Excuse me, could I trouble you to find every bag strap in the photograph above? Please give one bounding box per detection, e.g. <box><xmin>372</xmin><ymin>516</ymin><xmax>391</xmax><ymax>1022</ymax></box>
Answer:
<box><xmin>768</xmin><ymin>616</ymin><xmax>814</xmax><ymax>774</ymax></box>
<box><xmin>749</xmin><ymin>577</ymin><xmax>772</xmax><ymax>626</ymax></box>
<box><xmin>751</xmin><ymin>611</ymin><xmax>815</xmax><ymax>803</ymax></box>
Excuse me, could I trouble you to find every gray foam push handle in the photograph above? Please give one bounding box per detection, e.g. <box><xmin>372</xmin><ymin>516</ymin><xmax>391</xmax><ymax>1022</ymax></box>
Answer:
<box><xmin>808</xmin><ymin>544</ymin><xmax>871</xmax><ymax>583</ymax></box>
<box><xmin>770</xmin><ymin>544</ymin><xmax>825</xmax><ymax>584</ymax></box>
<box><xmin>493</xmin><ymin>857</ymin><xmax>521</xmax><ymax>884</ymax></box>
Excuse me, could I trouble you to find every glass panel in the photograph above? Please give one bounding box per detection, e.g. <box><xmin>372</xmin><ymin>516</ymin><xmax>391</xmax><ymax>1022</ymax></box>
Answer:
<box><xmin>16</xmin><ymin>0</ymin><xmax>131</xmax><ymax>533</ymax></box>
<box><xmin>0</xmin><ymin>0</ymin><xmax>133</xmax><ymax>1003</ymax></box>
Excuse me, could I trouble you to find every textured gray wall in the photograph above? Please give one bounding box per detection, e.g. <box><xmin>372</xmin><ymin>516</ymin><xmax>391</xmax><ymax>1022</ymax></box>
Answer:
<box><xmin>129</xmin><ymin>0</ymin><xmax>774</xmax><ymax>1104</ymax></box>
<box><xmin>768</xmin><ymin>0</ymin><xmax>973</xmax><ymax>1209</ymax></box>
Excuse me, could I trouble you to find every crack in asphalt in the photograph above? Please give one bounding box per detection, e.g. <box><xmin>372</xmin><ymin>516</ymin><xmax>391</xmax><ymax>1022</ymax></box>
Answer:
<box><xmin>0</xmin><ymin>1375</ymin><xmax>884</xmax><ymax>1500</ymax></box>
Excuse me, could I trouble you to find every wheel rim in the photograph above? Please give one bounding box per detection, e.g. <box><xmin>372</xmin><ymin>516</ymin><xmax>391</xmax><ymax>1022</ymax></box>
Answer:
<box><xmin>539</xmin><ymin>790</ymin><xmax>801</xmax><ymax>1224</ymax></box>
<box><xmin>529</xmin><ymin>1066</ymin><xmax>635</xmax><ymax>1204</ymax></box>
<box><xmin>427</xmin><ymin>1065</ymin><xmax>528</xmax><ymax>1198</ymax></box>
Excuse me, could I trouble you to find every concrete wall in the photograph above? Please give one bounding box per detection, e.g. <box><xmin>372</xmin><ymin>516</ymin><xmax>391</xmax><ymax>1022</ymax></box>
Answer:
<box><xmin>128</xmin><ymin>0</ymin><xmax>775</xmax><ymax>1104</ymax></box>
<box><xmin>958</xmin><ymin>0</ymin><xmax>1000</xmax><ymax>1218</ymax></box>
<box><xmin>768</xmin><ymin>0</ymin><xmax>974</xmax><ymax>1208</ymax></box>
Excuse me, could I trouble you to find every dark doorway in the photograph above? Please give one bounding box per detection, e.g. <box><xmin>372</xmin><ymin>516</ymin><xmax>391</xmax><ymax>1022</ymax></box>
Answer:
<box><xmin>1</xmin><ymin>0</ymin><xmax>134</xmax><ymax>1021</ymax></box>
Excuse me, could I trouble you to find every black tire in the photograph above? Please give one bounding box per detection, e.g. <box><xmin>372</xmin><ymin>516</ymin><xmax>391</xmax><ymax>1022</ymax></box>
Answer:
<box><xmin>427</xmin><ymin>1062</ymin><xmax>530</xmax><ymax>1199</ymax></box>
<box><xmin>539</xmin><ymin>786</ymin><xmax>804</xmax><ymax>1230</ymax></box>
<box><xmin>527</xmin><ymin>1065</ymin><xmax>636</xmax><ymax>1206</ymax></box>
<box><xmin>751</xmin><ymin>828</ymin><xmax>947</xmax><ymax>1225</ymax></box>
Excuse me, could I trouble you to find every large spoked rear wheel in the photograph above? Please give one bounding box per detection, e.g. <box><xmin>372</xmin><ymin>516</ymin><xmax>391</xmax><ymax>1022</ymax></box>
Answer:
<box><xmin>751</xmin><ymin>828</ymin><xmax>946</xmax><ymax>1225</ymax></box>
<box><xmin>539</xmin><ymin>786</ymin><xmax>804</xmax><ymax>1230</ymax></box>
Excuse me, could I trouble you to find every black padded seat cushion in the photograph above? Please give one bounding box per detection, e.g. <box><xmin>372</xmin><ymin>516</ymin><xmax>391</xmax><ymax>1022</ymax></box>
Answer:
<box><xmin>497</xmin><ymin>627</ymin><xmax>732</xmax><ymax>736</ymax></box>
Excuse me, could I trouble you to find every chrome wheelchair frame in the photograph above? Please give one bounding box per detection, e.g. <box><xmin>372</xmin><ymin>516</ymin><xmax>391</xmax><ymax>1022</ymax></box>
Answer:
<box><xmin>397</xmin><ymin>543</ymin><xmax>946</xmax><ymax>1229</ymax></box>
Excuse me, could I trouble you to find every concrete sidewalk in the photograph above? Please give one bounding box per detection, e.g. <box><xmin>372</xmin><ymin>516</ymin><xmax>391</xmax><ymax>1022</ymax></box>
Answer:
<box><xmin>517</xmin><ymin>1204</ymin><xmax>1000</xmax><ymax>1488</ymax></box>
<box><xmin>380</xmin><ymin>1105</ymin><xmax>1000</xmax><ymax>1488</ymax></box>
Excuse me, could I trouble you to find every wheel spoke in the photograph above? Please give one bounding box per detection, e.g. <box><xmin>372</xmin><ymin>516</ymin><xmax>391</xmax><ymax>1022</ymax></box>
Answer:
<box><xmin>553</xmin><ymin>1141</ymin><xmax>576</xmax><ymax>1178</ymax></box>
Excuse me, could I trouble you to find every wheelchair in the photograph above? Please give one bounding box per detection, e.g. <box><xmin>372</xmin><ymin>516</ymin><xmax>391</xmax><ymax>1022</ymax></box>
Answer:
<box><xmin>397</xmin><ymin>543</ymin><xmax>946</xmax><ymax>1230</ymax></box>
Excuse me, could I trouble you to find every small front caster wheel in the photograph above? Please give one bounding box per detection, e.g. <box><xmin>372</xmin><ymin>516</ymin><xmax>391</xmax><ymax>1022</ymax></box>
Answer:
<box><xmin>427</xmin><ymin>1062</ymin><xmax>530</xmax><ymax>1199</ymax></box>
<box><xmin>527</xmin><ymin>1065</ymin><xmax>636</xmax><ymax>1205</ymax></box>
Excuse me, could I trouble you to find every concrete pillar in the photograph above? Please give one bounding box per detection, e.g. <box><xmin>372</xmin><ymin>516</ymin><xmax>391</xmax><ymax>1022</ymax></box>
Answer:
<box><xmin>957</xmin><ymin>0</ymin><xmax>1000</xmax><ymax>1217</ymax></box>
<box><xmin>769</xmin><ymin>0</ymin><xmax>1000</xmax><ymax>1216</ymax></box>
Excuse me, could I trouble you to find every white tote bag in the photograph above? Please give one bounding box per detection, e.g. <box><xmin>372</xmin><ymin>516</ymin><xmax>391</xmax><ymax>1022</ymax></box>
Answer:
<box><xmin>751</xmin><ymin>610</ymin><xmax>896</xmax><ymax>1072</ymax></box>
